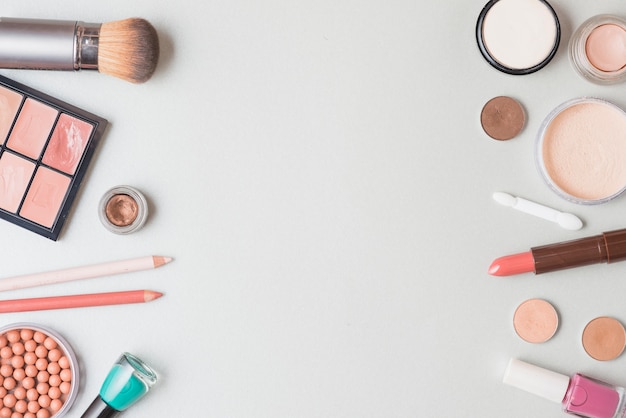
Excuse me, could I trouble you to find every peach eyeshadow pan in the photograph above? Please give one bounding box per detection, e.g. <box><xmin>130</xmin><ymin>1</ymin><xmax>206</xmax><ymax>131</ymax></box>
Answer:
<box><xmin>0</xmin><ymin>75</ymin><xmax>107</xmax><ymax>240</ymax></box>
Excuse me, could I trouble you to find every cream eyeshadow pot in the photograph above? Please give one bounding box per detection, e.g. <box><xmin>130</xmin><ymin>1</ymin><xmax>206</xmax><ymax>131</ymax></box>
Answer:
<box><xmin>536</xmin><ymin>98</ymin><xmax>626</xmax><ymax>204</ymax></box>
<box><xmin>570</xmin><ymin>15</ymin><xmax>626</xmax><ymax>84</ymax></box>
<box><xmin>0</xmin><ymin>74</ymin><xmax>107</xmax><ymax>240</ymax></box>
<box><xmin>476</xmin><ymin>0</ymin><xmax>560</xmax><ymax>75</ymax></box>
<box><xmin>98</xmin><ymin>185</ymin><xmax>148</xmax><ymax>234</ymax></box>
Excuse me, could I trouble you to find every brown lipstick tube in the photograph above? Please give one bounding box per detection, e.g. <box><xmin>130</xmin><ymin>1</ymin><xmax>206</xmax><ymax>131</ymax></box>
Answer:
<box><xmin>532</xmin><ymin>228</ymin><xmax>626</xmax><ymax>274</ymax></box>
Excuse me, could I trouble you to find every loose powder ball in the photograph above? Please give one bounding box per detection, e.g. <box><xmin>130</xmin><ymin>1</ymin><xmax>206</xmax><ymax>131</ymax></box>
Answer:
<box><xmin>540</xmin><ymin>99</ymin><xmax>626</xmax><ymax>202</ymax></box>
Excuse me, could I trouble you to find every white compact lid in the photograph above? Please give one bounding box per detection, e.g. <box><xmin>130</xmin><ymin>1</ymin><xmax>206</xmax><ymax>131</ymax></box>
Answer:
<box><xmin>503</xmin><ymin>358</ymin><xmax>570</xmax><ymax>403</ymax></box>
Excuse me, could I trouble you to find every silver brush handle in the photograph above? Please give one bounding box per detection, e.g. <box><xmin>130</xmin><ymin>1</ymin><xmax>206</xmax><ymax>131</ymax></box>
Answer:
<box><xmin>0</xmin><ymin>17</ymin><xmax>100</xmax><ymax>71</ymax></box>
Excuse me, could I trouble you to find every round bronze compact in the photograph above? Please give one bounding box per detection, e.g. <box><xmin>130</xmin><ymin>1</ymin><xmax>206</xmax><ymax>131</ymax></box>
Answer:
<box><xmin>481</xmin><ymin>96</ymin><xmax>526</xmax><ymax>140</ymax></box>
<box><xmin>99</xmin><ymin>186</ymin><xmax>148</xmax><ymax>234</ymax></box>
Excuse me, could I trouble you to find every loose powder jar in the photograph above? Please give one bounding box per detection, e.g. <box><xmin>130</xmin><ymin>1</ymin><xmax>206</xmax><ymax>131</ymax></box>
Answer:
<box><xmin>99</xmin><ymin>186</ymin><xmax>148</xmax><ymax>234</ymax></box>
<box><xmin>536</xmin><ymin>98</ymin><xmax>626</xmax><ymax>204</ymax></box>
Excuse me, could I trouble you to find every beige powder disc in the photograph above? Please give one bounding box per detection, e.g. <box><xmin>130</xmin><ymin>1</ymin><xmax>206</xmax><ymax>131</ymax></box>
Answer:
<box><xmin>513</xmin><ymin>298</ymin><xmax>559</xmax><ymax>343</ymax></box>
<box><xmin>582</xmin><ymin>317</ymin><xmax>626</xmax><ymax>361</ymax></box>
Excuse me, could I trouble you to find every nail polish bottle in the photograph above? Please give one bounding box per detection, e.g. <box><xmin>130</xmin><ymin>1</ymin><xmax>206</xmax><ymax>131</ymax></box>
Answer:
<box><xmin>503</xmin><ymin>358</ymin><xmax>626</xmax><ymax>418</ymax></box>
<box><xmin>81</xmin><ymin>352</ymin><xmax>158</xmax><ymax>417</ymax></box>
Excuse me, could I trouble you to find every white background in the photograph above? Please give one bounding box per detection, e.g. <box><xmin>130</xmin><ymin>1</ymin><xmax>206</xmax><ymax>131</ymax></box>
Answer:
<box><xmin>2</xmin><ymin>0</ymin><xmax>626</xmax><ymax>417</ymax></box>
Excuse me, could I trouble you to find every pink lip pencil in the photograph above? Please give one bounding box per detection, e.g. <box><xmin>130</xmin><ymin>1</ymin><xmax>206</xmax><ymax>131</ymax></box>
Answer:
<box><xmin>0</xmin><ymin>289</ymin><xmax>162</xmax><ymax>313</ymax></box>
<box><xmin>0</xmin><ymin>256</ymin><xmax>172</xmax><ymax>291</ymax></box>
<box><xmin>489</xmin><ymin>227</ymin><xmax>626</xmax><ymax>276</ymax></box>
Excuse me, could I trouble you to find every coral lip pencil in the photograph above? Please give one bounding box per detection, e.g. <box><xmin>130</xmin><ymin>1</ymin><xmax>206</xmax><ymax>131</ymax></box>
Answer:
<box><xmin>0</xmin><ymin>290</ymin><xmax>162</xmax><ymax>313</ymax></box>
<box><xmin>489</xmin><ymin>227</ymin><xmax>626</xmax><ymax>276</ymax></box>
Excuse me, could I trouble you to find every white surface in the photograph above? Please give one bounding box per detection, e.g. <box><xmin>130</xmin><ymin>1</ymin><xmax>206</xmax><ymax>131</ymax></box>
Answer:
<box><xmin>1</xmin><ymin>0</ymin><xmax>626</xmax><ymax>417</ymax></box>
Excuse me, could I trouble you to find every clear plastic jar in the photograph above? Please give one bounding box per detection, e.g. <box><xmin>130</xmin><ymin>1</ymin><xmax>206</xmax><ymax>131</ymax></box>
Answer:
<box><xmin>569</xmin><ymin>15</ymin><xmax>626</xmax><ymax>84</ymax></box>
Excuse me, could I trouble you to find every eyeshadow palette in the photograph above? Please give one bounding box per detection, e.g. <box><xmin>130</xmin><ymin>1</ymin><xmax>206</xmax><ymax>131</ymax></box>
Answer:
<box><xmin>0</xmin><ymin>75</ymin><xmax>107</xmax><ymax>240</ymax></box>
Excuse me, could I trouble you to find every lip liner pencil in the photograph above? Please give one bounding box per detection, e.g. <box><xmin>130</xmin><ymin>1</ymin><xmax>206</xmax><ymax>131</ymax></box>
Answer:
<box><xmin>0</xmin><ymin>256</ymin><xmax>173</xmax><ymax>292</ymax></box>
<box><xmin>0</xmin><ymin>289</ymin><xmax>162</xmax><ymax>313</ymax></box>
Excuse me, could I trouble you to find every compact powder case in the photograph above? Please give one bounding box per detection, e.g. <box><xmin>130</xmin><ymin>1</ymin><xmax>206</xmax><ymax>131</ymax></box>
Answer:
<box><xmin>476</xmin><ymin>0</ymin><xmax>560</xmax><ymax>75</ymax></box>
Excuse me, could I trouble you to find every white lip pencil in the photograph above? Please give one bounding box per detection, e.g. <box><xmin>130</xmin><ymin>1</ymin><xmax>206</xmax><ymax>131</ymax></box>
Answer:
<box><xmin>0</xmin><ymin>255</ymin><xmax>173</xmax><ymax>292</ymax></box>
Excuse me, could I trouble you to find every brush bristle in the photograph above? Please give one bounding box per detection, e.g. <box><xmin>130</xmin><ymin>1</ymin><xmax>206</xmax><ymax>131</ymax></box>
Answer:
<box><xmin>98</xmin><ymin>18</ymin><xmax>160</xmax><ymax>83</ymax></box>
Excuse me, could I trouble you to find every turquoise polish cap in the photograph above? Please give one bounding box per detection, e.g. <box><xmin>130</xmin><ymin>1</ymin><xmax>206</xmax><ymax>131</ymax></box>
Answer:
<box><xmin>81</xmin><ymin>352</ymin><xmax>158</xmax><ymax>418</ymax></box>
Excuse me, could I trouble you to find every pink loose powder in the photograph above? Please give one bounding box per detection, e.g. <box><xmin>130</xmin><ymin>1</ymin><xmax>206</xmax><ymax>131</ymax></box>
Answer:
<box><xmin>541</xmin><ymin>100</ymin><xmax>626</xmax><ymax>202</ymax></box>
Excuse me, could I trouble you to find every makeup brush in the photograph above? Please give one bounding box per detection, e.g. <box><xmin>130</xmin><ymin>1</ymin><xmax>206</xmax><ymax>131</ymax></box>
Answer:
<box><xmin>0</xmin><ymin>17</ymin><xmax>159</xmax><ymax>83</ymax></box>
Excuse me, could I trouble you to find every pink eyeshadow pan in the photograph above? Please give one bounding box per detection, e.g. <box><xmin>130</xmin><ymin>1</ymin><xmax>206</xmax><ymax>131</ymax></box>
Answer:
<box><xmin>0</xmin><ymin>152</ymin><xmax>35</xmax><ymax>213</ymax></box>
<box><xmin>6</xmin><ymin>98</ymin><xmax>58</xmax><ymax>160</ymax></box>
<box><xmin>0</xmin><ymin>86</ymin><xmax>23</xmax><ymax>144</ymax></box>
<box><xmin>20</xmin><ymin>167</ymin><xmax>71</xmax><ymax>228</ymax></box>
<box><xmin>43</xmin><ymin>114</ymin><xmax>94</xmax><ymax>175</ymax></box>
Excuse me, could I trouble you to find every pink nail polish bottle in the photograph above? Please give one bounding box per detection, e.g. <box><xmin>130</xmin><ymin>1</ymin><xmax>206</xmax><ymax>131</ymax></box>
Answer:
<box><xmin>504</xmin><ymin>358</ymin><xmax>626</xmax><ymax>418</ymax></box>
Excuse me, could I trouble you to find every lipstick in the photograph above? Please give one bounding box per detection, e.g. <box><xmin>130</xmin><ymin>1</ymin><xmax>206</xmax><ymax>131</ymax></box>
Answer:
<box><xmin>488</xmin><ymin>227</ymin><xmax>626</xmax><ymax>276</ymax></box>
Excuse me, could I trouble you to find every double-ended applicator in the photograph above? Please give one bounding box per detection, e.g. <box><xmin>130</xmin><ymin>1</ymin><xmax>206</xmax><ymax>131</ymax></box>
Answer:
<box><xmin>0</xmin><ymin>17</ymin><xmax>159</xmax><ymax>83</ymax></box>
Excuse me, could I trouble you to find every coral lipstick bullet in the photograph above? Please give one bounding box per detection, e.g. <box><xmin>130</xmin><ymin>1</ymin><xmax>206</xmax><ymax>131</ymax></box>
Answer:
<box><xmin>488</xmin><ymin>252</ymin><xmax>535</xmax><ymax>276</ymax></box>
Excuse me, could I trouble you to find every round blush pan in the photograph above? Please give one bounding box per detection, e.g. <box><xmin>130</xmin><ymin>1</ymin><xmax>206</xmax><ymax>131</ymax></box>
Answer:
<box><xmin>0</xmin><ymin>323</ymin><xmax>78</xmax><ymax>417</ymax></box>
<box><xmin>582</xmin><ymin>317</ymin><xmax>626</xmax><ymax>361</ymax></box>
<box><xmin>481</xmin><ymin>96</ymin><xmax>525</xmax><ymax>140</ymax></box>
<box><xmin>513</xmin><ymin>298</ymin><xmax>559</xmax><ymax>343</ymax></box>
<box><xmin>536</xmin><ymin>98</ymin><xmax>626</xmax><ymax>204</ymax></box>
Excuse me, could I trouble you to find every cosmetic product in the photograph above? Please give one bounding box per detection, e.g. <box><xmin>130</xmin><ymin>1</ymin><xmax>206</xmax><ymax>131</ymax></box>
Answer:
<box><xmin>513</xmin><ymin>298</ymin><xmax>559</xmax><ymax>343</ymax></box>
<box><xmin>0</xmin><ymin>290</ymin><xmax>162</xmax><ymax>314</ymax></box>
<box><xmin>0</xmin><ymin>74</ymin><xmax>107</xmax><ymax>240</ymax></box>
<box><xmin>99</xmin><ymin>186</ymin><xmax>148</xmax><ymax>234</ymax></box>
<box><xmin>480</xmin><ymin>96</ymin><xmax>525</xmax><ymax>140</ymax></box>
<box><xmin>504</xmin><ymin>358</ymin><xmax>626</xmax><ymax>418</ymax></box>
<box><xmin>0</xmin><ymin>255</ymin><xmax>172</xmax><ymax>292</ymax></box>
<box><xmin>81</xmin><ymin>352</ymin><xmax>157</xmax><ymax>418</ymax></box>
<box><xmin>0</xmin><ymin>17</ymin><xmax>159</xmax><ymax>83</ymax></box>
<box><xmin>582</xmin><ymin>317</ymin><xmax>626</xmax><ymax>361</ymax></box>
<box><xmin>0</xmin><ymin>323</ymin><xmax>79</xmax><ymax>417</ymax></box>
<box><xmin>488</xmin><ymin>227</ymin><xmax>626</xmax><ymax>276</ymax></box>
<box><xmin>536</xmin><ymin>98</ymin><xmax>626</xmax><ymax>204</ymax></box>
<box><xmin>570</xmin><ymin>15</ymin><xmax>626</xmax><ymax>85</ymax></box>
<box><xmin>476</xmin><ymin>0</ymin><xmax>560</xmax><ymax>75</ymax></box>
<box><xmin>493</xmin><ymin>192</ymin><xmax>583</xmax><ymax>230</ymax></box>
